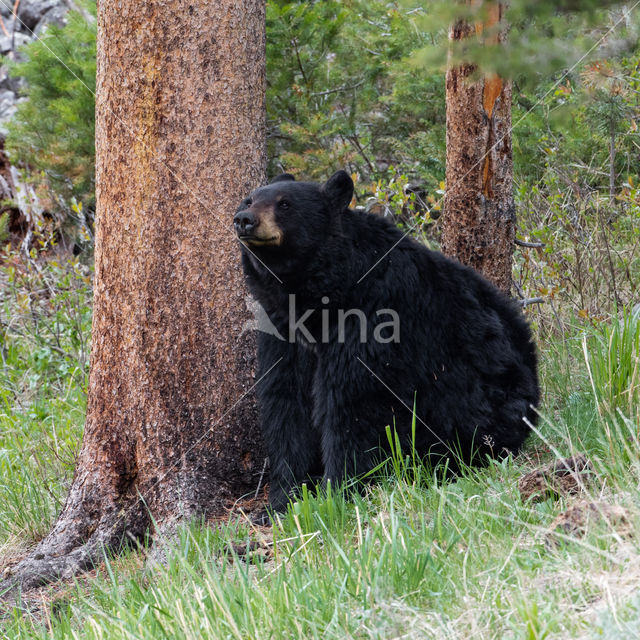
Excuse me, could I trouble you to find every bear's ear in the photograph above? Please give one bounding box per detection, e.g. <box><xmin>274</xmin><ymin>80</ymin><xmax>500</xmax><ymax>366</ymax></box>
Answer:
<box><xmin>269</xmin><ymin>173</ymin><xmax>296</xmax><ymax>184</ymax></box>
<box><xmin>322</xmin><ymin>170</ymin><xmax>354</xmax><ymax>212</ymax></box>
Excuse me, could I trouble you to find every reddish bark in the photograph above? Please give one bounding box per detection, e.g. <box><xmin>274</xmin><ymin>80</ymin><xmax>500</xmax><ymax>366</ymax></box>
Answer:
<box><xmin>442</xmin><ymin>2</ymin><xmax>515</xmax><ymax>294</ymax></box>
<box><xmin>3</xmin><ymin>0</ymin><xmax>267</xmax><ymax>590</ymax></box>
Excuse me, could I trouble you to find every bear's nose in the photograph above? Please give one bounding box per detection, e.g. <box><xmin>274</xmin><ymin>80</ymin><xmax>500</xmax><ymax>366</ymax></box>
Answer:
<box><xmin>234</xmin><ymin>211</ymin><xmax>257</xmax><ymax>236</ymax></box>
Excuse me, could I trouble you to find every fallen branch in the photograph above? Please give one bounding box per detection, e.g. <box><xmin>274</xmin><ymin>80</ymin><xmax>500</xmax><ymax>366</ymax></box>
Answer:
<box><xmin>515</xmin><ymin>238</ymin><xmax>545</xmax><ymax>249</ymax></box>
<box><xmin>520</xmin><ymin>297</ymin><xmax>544</xmax><ymax>307</ymax></box>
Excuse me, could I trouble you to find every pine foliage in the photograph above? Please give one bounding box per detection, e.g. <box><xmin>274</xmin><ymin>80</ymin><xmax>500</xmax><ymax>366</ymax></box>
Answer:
<box><xmin>5</xmin><ymin>3</ymin><xmax>96</xmax><ymax>206</ymax></box>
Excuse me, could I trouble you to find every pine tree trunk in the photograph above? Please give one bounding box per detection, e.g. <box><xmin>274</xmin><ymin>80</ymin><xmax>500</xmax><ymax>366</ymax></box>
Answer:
<box><xmin>4</xmin><ymin>0</ymin><xmax>266</xmax><ymax>590</ymax></box>
<box><xmin>442</xmin><ymin>2</ymin><xmax>515</xmax><ymax>295</ymax></box>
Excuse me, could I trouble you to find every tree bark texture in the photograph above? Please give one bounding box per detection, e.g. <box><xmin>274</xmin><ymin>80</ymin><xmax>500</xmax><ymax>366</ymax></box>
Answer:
<box><xmin>442</xmin><ymin>2</ymin><xmax>515</xmax><ymax>294</ymax></box>
<box><xmin>5</xmin><ymin>0</ymin><xmax>266</xmax><ymax>590</ymax></box>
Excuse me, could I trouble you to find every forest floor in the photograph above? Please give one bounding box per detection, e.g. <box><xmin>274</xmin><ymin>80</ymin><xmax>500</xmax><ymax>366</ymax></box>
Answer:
<box><xmin>0</xmin><ymin>254</ymin><xmax>639</xmax><ymax>639</ymax></box>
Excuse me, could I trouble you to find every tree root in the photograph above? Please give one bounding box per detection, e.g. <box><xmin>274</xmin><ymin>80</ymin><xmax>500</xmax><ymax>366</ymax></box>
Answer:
<box><xmin>1</xmin><ymin>503</ymin><xmax>147</xmax><ymax>596</ymax></box>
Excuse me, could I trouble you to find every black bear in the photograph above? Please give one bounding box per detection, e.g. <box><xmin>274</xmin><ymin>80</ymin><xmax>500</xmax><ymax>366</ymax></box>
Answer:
<box><xmin>235</xmin><ymin>170</ymin><xmax>539</xmax><ymax>513</ymax></box>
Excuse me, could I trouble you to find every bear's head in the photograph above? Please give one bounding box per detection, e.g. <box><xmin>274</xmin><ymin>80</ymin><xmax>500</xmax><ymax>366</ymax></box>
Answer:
<box><xmin>233</xmin><ymin>171</ymin><xmax>354</xmax><ymax>260</ymax></box>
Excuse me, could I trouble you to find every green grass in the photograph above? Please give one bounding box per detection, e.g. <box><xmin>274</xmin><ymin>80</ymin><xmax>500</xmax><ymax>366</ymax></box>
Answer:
<box><xmin>0</xmin><ymin>255</ymin><xmax>90</xmax><ymax>549</ymax></box>
<box><xmin>583</xmin><ymin>308</ymin><xmax>640</xmax><ymax>419</ymax></box>
<box><xmin>1</xmin><ymin>257</ymin><xmax>639</xmax><ymax>639</ymax></box>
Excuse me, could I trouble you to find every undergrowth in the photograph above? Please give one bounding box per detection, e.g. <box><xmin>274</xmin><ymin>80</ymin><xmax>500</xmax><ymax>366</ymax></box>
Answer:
<box><xmin>0</xmin><ymin>244</ymin><xmax>639</xmax><ymax>639</ymax></box>
<box><xmin>0</xmin><ymin>248</ymin><xmax>91</xmax><ymax>550</ymax></box>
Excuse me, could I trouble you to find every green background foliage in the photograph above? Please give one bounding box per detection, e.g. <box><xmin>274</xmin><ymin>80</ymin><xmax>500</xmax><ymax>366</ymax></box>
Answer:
<box><xmin>7</xmin><ymin>0</ymin><xmax>637</xmax><ymax>325</ymax></box>
<box><xmin>4</xmin><ymin>1</ymin><xmax>639</xmax><ymax>213</ymax></box>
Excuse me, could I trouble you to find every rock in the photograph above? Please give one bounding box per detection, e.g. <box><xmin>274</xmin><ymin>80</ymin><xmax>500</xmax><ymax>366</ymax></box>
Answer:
<box><xmin>0</xmin><ymin>89</ymin><xmax>16</xmax><ymax>114</ymax></box>
<box><xmin>0</xmin><ymin>65</ymin><xmax>11</xmax><ymax>91</ymax></box>
<box><xmin>0</xmin><ymin>109</ymin><xmax>17</xmax><ymax>139</ymax></box>
<box><xmin>18</xmin><ymin>0</ymin><xmax>61</xmax><ymax>31</ymax></box>
<box><xmin>0</xmin><ymin>89</ymin><xmax>19</xmax><ymax>137</ymax></box>
<box><xmin>0</xmin><ymin>4</ymin><xmax>14</xmax><ymax>19</ymax></box>
<box><xmin>34</xmin><ymin>5</ymin><xmax>68</xmax><ymax>34</ymax></box>
<box><xmin>547</xmin><ymin>501</ymin><xmax>632</xmax><ymax>544</ymax></box>
<box><xmin>518</xmin><ymin>454</ymin><xmax>593</xmax><ymax>503</ymax></box>
<box><xmin>0</xmin><ymin>32</ymin><xmax>31</xmax><ymax>55</ymax></box>
<box><xmin>0</xmin><ymin>139</ymin><xmax>14</xmax><ymax>199</ymax></box>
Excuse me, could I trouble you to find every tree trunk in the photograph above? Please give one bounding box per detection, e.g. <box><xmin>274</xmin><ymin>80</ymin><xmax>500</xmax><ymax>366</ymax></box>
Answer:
<box><xmin>4</xmin><ymin>0</ymin><xmax>266</xmax><ymax>591</ymax></box>
<box><xmin>442</xmin><ymin>2</ymin><xmax>515</xmax><ymax>295</ymax></box>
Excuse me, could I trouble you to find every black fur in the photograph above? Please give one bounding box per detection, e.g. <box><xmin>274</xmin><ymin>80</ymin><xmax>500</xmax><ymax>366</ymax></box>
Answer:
<box><xmin>236</xmin><ymin>170</ymin><xmax>539</xmax><ymax>512</ymax></box>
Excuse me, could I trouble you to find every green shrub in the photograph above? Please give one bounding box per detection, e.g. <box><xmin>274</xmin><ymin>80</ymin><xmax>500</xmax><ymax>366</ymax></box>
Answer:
<box><xmin>0</xmin><ymin>210</ymin><xmax>9</xmax><ymax>244</ymax></box>
<box><xmin>5</xmin><ymin>2</ymin><xmax>96</xmax><ymax>207</ymax></box>
<box><xmin>266</xmin><ymin>1</ymin><xmax>445</xmax><ymax>185</ymax></box>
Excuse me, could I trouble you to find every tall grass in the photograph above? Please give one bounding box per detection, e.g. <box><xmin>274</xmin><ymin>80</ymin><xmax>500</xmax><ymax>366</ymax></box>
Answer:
<box><xmin>583</xmin><ymin>307</ymin><xmax>640</xmax><ymax>419</ymax></box>
<box><xmin>0</xmin><ymin>253</ymin><xmax>639</xmax><ymax>638</ymax></box>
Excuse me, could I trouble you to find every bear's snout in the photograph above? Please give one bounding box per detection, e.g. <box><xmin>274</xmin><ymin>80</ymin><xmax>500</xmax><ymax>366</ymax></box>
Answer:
<box><xmin>234</xmin><ymin>210</ymin><xmax>257</xmax><ymax>237</ymax></box>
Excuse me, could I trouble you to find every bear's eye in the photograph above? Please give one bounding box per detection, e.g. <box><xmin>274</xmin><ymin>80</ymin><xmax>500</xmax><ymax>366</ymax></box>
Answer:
<box><xmin>244</xmin><ymin>198</ymin><xmax>253</xmax><ymax>207</ymax></box>
<box><xmin>278</xmin><ymin>199</ymin><xmax>291</xmax><ymax>210</ymax></box>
